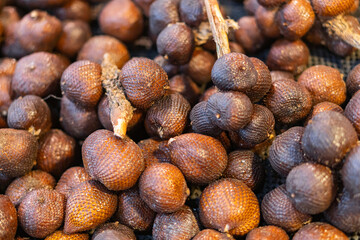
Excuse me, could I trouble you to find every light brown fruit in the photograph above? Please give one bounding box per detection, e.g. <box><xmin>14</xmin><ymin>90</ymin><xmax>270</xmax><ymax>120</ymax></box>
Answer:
<box><xmin>55</xmin><ymin>167</ymin><xmax>90</xmax><ymax>200</ymax></box>
<box><xmin>0</xmin><ymin>195</ymin><xmax>17</xmax><ymax>240</ymax></box>
<box><xmin>312</xmin><ymin>0</ymin><xmax>355</xmax><ymax>17</ymax></box>
<box><xmin>92</xmin><ymin>222</ymin><xmax>136</xmax><ymax>240</ymax></box>
<box><xmin>306</xmin><ymin>101</ymin><xmax>343</xmax><ymax>125</ymax></box>
<box><xmin>292</xmin><ymin>222</ymin><xmax>348</xmax><ymax>240</ymax></box>
<box><xmin>246</xmin><ymin>226</ymin><xmax>289</xmax><ymax>240</ymax></box>
<box><xmin>45</xmin><ymin>230</ymin><xmax>89</xmax><ymax>240</ymax></box>
<box><xmin>193</xmin><ymin>229</ymin><xmax>235</xmax><ymax>240</ymax></box>
<box><xmin>53</xmin><ymin>0</ymin><xmax>92</xmax><ymax>22</ymax></box>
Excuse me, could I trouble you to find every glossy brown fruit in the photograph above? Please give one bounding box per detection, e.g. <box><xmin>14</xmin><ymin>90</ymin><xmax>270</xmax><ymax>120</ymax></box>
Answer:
<box><xmin>286</xmin><ymin>163</ymin><xmax>336</xmax><ymax>215</ymax></box>
<box><xmin>92</xmin><ymin>222</ymin><xmax>136</xmax><ymax>240</ymax></box>
<box><xmin>14</xmin><ymin>0</ymin><xmax>67</xmax><ymax>9</ymax></box>
<box><xmin>5</xmin><ymin>170</ymin><xmax>56</xmax><ymax>207</ymax></box>
<box><xmin>45</xmin><ymin>230</ymin><xmax>89</xmax><ymax>240</ymax></box>
<box><xmin>145</xmin><ymin>93</ymin><xmax>191</xmax><ymax>139</ymax></box>
<box><xmin>298</xmin><ymin>65</ymin><xmax>346</xmax><ymax>105</ymax></box>
<box><xmin>223</xmin><ymin>150</ymin><xmax>264</xmax><ymax>191</ymax></box>
<box><xmin>235</xmin><ymin>16</ymin><xmax>266</xmax><ymax>53</ymax></box>
<box><xmin>268</xmin><ymin>127</ymin><xmax>306</xmax><ymax>177</ymax></box>
<box><xmin>199</xmin><ymin>178</ymin><xmax>260</xmax><ymax>236</ymax></box>
<box><xmin>345</xmin><ymin>90</ymin><xmax>360</xmax><ymax>136</ymax></box>
<box><xmin>246</xmin><ymin>226</ymin><xmax>289</xmax><ymax>240</ymax></box>
<box><xmin>179</xmin><ymin>0</ymin><xmax>206</xmax><ymax>27</ymax></box>
<box><xmin>153</xmin><ymin>205</ymin><xmax>199</xmax><ymax>240</ymax></box>
<box><xmin>0</xmin><ymin>129</ymin><xmax>37</xmax><ymax>178</ymax></box>
<box><xmin>264</xmin><ymin>79</ymin><xmax>312</xmax><ymax>124</ymax></box>
<box><xmin>18</xmin><ymin>189</ymin><xmax>65</xmax><ymax>238</ymax></box>
<box><xmin>193</xmin><ymin>229</ymin><xmax>235</xmax><ymax>240</ymax></box>
<box><xmin>64</xmin><ymin>180</ymin><xmax>118</xmax><ymax>234</ymax></box>
<box><xmin>82</xmin><ymin>129</ymin><xmax>144</xmax><ymax>191</ymax></box>
<box><xmin>0</xmin><ymin>195</ymin><xmax>17</xmax><ymax>240</ymax></box>
<box><xmin>306</xmin><ymin>101</ymin><xmax>343</xmax><ymax>125</ymax></box>
<box><xmin>37</xmin><ymin>129</ymin><xmax>76</xmax><ymax>178</ymax></box>
<box><xmin>153</xmin><ymin>55</ymin><xmax>179</xmax><ymax>78</ymax></box>
<box><xmin>258</xmin><ymin>0</ymin><xmax>288</xmax><ymax>7</ymax></box>
<box><xmin>137</xmin><ymin>138</ymin><xmax>171</xmax><ymax>168</ymax></box>
<box><xmin>312</xmin><ymin>0</ymin><xmax>355</xmax><ymax>17</ymax></box>
<box><xmin>211</xmin><ymin>53</ymin><xmax>257</xmax><ymax>92</ymax></box>
<box><xmin>139</xmin><ymin>163</ymin><xmax>189</xmax><ymax>213</ymax></box>
<box><xmin>292</xmin><ymin>222</ymin><xmax>348</xmax><ymax>240</ymax></box>
<box><xmin>346</xmin><ymin>64</ymin><xmax>360</xmax><ymax>96</ymax></box>
<box><xmin>255</xmin><ymin>6</ymin><xmax>281</xmax><ymax>39</ymax></box>
<box><xmin>270</xmin><ymin>71</ymin><xmax>294</xmax><ymax>83</ymax></box>
<box><xmin>341</xmin><ymin>143</ymin><xmax>360</xmax><ymax>197</ymax></box>
<box><xmin>55</xmin><ymin>167</ymin><xmax>90</xmax><ymax>200</ymax></box>
<box><xmin>302</xmin><ymin>111</ymin><xmax>357</xmax><ymax>167</ymax></box>
<box><xmin>169</xmin><ymin>74</ymin><xmax>200</xmax><ymax>106</ymax></box>
<box><xmin>261</xmin><ymin>185</ymin><xmax>312</xmax><ymax>232</ymax></box>
<box><xmin>53</xmin><ymin>0</ymin><xmax>92</xmax><ymax>22</ymax></box>
<box><xmin>190</xmin><ymin>101</ymin><xmax>222</xmax><ymax>137</ymax></box>
<box><xmin>12</xmin><ymin>52</ymin><xmax>69</xmax><ymax>97</ymax></box>
<box><xmin>120</xmin><ymin>57</ymin><xmax>169</xmax><ymax>109</ymax></box>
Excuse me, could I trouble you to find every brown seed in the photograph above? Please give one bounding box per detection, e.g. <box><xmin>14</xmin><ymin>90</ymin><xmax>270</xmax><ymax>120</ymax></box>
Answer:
<box><xmin>246</xmin><ymin>226</ymin><xmax>289</xmax><ymax>240</ymax></box>
<box><xmin>7</xmin><ymin>95</ymin><xmax>52</xmax><ymax>136</ymax></box>
<box><xmin>153</xmin><ymin>205</ymin><xmax>200</xmax><ymax>240</ymax></box>
<box><xmin>312</xmin><ymin>0</ymin><xmax>355</xmax><ymax>17</ymax></box>
<box><xmin>92</xmin><ymin>222</ymin><xmax>136</xmax><ymax>240</ymax></box>
<box><xmin>60</xmin><ymin>96</ymin><xmax>101</xmax><ymax>139</ymax></box>
<box><xmin>270</xmin><ymin>71</ymin><xmax>294</xmax><ymax>83</ymax></box>
<box><xmin>45</xmin><ymin>230</ymin><xmax>89</xmax><ymax>240</ymax></box>
<box><xmin>133</xmin><ymin>0</ymin><xmax>155</xmax><ymax>17</ymax></box>
<box><xmin>55</xmin><ymin>167</ymin><xmax>90</xmax><ymax>200</ymax></box>
<box><xmin>223</xmin><ymin>150</ymin><xmax>264</xmax><ymax>191</ymax></box>
<box><xmin>37</xmin><ymin>129</ymin><xmax>76</xmax><ymax>178</ymax></box>
<box><xmin>261</xmin><ymin>185</ymin><xmax>312</xmax><ymax>232</ymax></box>
<box><xmin>5</xmin><ymin>170</ymin><xmax>56</xmax><ymax>207</ymax></box>
<box><xmin>264</xmin><ymin>79</ymin><xmax>312</xmax><ymax>124</ymax></box>
<box><xmin>235</xmin><ymin>16</ymin><xmax>266</xmax><ymax>53</ymax></box>
<box><xmin>0</xmin><ymin>195</ymin><xmax>17</xmax><ymax>240</ymax></box>
<box><xmin>78</xmin><ymin>35</ymin><xmax>130</xmax><ymax>69</ymax></box>
<box><xmin>56</xmin><ymin>20</ymin><xmax>92</xmax><ymax>58</ymax></box>
<box><xmin>64</xmin><ymin>180</ymin><xmax>118</xmax><ymax>234</ymax></box>
<box><xmin>346</xmin><ymin>64</ymin><xmax>360</xmax><ymax>96</ymax></box>
<box><xmin>286</xmin><ymin>163</ymin><xmax>336</xmax><ymax>215</ymax></box>
<box><xmin>145</xmin><ymin>93</ymin><xmax>191</xmax><ymax>139</ymax></box>
<box><xmin>229</xmin><ymin>42</ymin><xmax>245</xmax><ymax>54</ymax></box>
<box><xmin>341</xmin><ymin>143</ymin><xmax>360</xmax><ymax>197</ymax></box>
<box><xmin>206</xmin><ymin>91</ymin><xmax>253</xmax><ymax>131</ymax></box>
<box><xmin>255</xmin><ymin>6</ymin><xmax>281</xmax><ymax>39</ymax></box>
<box><xmin>190</xmin><ymin>101</ymin><xmax>222</xmax><ymax>137</ymax></box>
<box><xmin>139</xmin><ymin>163</ymin><xmax>189</xmax><ymax>213</ymax></box>
<box><xmin>168</xmin><ymin>133</ymin><xmax>228</xmax><ymax>185</ymax></box>
<box><xmin>193</xmin><ymin>229</ymin><xmax>235</xmax><ymax>240</ymax></box>
<box><xmin>179</xmin><ymin>0</ymin><xmax>206</xmax><ymax>28</ymax></box>
<box><xmin>17</xmin><ymin>10</ymin><xmax>62</xmax><ymax>53</ymax></box>
<box><xmin>114</xmin><ymin>187</ymin><xmax>155</xmax><ymax>231</ymax></box>
<box><xmin>137</xmin><ymin>138</ymin><xmax>171</xmax><ymax>168</ymax></box>
<box><xmin>244</xmin><ymin>0</ymin><xmax>260</xmax><ymax>15</ymax></box>
<box><xmin>14</xmin><ymin>0</ymin><xmax>67</xmax><ymax>9</ymax></box>
<box><xmin>276</xmin><ymin>0</ymin><xmax>315</xmax><ymax>40</ymax></box>
<box><xmin>199</xmin><ymin>178</ymin><xmax>260</xmax><ymax>236</ymax></box>
<box><xmin>53</xmin><ymin>0</ymin><xmax>92</xmax><ymax>22</ymax></box>
<box><xmin>258</xmin><ymin>0</ymin><xmax>288</xmax><ymax>7</ymax></box>
<box><xmin>269</xmin><ymin>127</ymin><xmax>306</xmax><ymax>177</ymax></box>
<box><xmin>153</xmin><ymin>55</ymin><xmax>179</xmax><ymax>78</ymax></box>
<box><xmin>12</xmin><ymin>52</ymin><xmax>69</xmax><ymax>97</ymax></box>
<box><xmin>169</xmin><ymin>74</ymin><xmax>200</xmax><ymax>106</ymax></box>
<box><xmin>345</xmin><ymin>90</ymin><xmax>360</xmax><ymax>136</ymax></box>
<box><xmin>292</xmin><ymin>222</ymin><xmax>348</xmax><ymax>240</ymax></box>
<box><xmin>120</xmin><ymin>57</ymin><xmax>169</xmax><ymax>109</ymax></box>
<box><xmin>302</xmin><ymin>111</ymin><xmax>357</xmax><ymax>167</ymax></box>
<box><xmin>82</xmin><ymin>129</ymin><xmax>144</xmax><ymax>191</ymax></box>
<box><xmin>18</xmin><ymin>189</ymin><xmax>65</xmax><ymax>238</ymax></box>
<box><xmin>211</xmin><ymin>53</ymin><xmax>257</xmax><ymax>92</ymax></box>
<box><xmin>0</xmin><ymin>128</ymin><xmax>37</xmax><ymax>178</ymax></box>
<box><xmin>200</xmin><ymin>86</ymin><xmax>219</xmax><ymax>102</ymax></box>
<box><xmin>266</xmin><ymin>39</ymin><xmax>309</xmax><ymax>75</ymax></box>
<box><xmin>305</xmin><ymin>101</ymin><xmax>343</xmax><ymax>125</ymax></box>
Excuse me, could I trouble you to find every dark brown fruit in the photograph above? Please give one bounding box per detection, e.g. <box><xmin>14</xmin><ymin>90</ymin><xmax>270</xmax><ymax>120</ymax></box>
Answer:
<box><xmin>306</xmin><ymin>101</ymin><xmax>343</xmax><ymax>125</ymax></box>
<box><xmin>211</xmin><ymin>53</ymin><xmax>257</xmax><ymax>92</ymax></box>
<box><xmin>312</xmin><ymin>0</ymin><xmax>355</xmax><ymax>17</ymax></box>
<box><xmin>223</xmin><ymin>150</ymin><xmax>264</xmax><ymax>191</ymax></box>
<box><xmin>120</xmin><ymin>57</ymin><xmax>169</xmax><ymax>109</ymax></box>
<box><xmin>82</xmin><ymin>129</ymin><xmax>144</xmax><ymax>191</ymax></box>
<box><xmin>276</xmin><ymin>0</ymin><xmax>315</xmax><ymax>40</ymax></box>
<box><xmin>341</xmin><ymin>143</ymin><xmax>360</xmax><ymax>197</ymax></box>
<box><xmin>7</xmin><ymin>95</ymin><xmax>52</xmax><ymax>136</ymax></box>
<box><xmin>64</xmin><ymin>180</ymin><xmax>118</xmax><ymax>234</ymax></box>
<box><xmin>270</xmin><ymin>71</ymin><xmax>294</xmax><ymax>82</ymax></box>
<box><xmin>14</xmin><ymin>0</ymin><xmax>67</xmax><ymax>9</ymax></box>
<box><xmin>298</xmin><ymin>65</ymin><xmax>346</xmax><ymax>105</ymax></box>
<box><xmin>0</xmin><ymin>195</ymin><xmax>17</xmax><ymax>240</ymax></box>
<box><xmin>78</xmin><ymin>35</ymin><xmax>130</xmax><ymax>69</ymax></box>
<box><xmin>199</xmin><ymin>178</ymin><xmax>260</xmax><ymax>236</ymax></box>
<box><xmin>193</xmin><ymin>229</ymin><xmax>235</xmax><ymax>240</ymax></box>
<box><xmin>268</xmin><ymin>127</ymin><xmax>306</xmax><ymax>177</ymax></box>
<box><xmin>60</xmin><ymin>96</ymin><xmax>101</xmax><ymax>139</ymax></box>
<box><xmin>229</xmin><ymin>42</ymin><xmax>245</xmax><ymax>54</ymax></box>
<box><xmin>12</xmin><ymin>52</ymin><xmax>69</xmax><ymax>97</ymax></box>
<box><xmin>345</xmin><ymin>90</ymin><xmax>360</xmax><ymax>136</ymax></box>
<box><xmin>292</xmin><ymin>222</ymin><xmax>348</xmax><ymax>240</ymax></box>
<box><xmin>261</xmin><ymin>185</ymin><xmax>312</xmax><ymax>232</ymax></box>
<box><xmin>137</xmin><ymin>138</ymin><xmax>171</xmax><ymax>168</ymax></box>
<box><xmin>168</xmin><ymin>133</ymin><xmax>228</xmax><ymax>185</ymax></box>
<box><xmin>92</xmin><ymin>222</ymin><xmax>135</xmax><ymax>240</ymax></box>
<box><xmin>286</xmin><ymin>163</ymin><xmax>336</xmax><ymax>214</ymax></box>
<box><xmin>115</xmin><ymin>188</ymin><xmax>155</xmax><ymax>231</ymax></box>
<box><xmin>139</xmin><ymin>163</ymin><xmax>189</xmax><ymax>213</ymax></box>
<box><xmin>17</xmin><ymin>10</ymin><xmax>62</xmax><ymax>53</ymax></box>
<box><xmin>179</xmin><ymin>0</ymin><xmax>206</xmax><ymax>27</ymax></box>
<box><xmin>5</xmin><ymin>170</ymin><xmax>56</xmax><ymax>207</ymax></box>
<box><xmin>258</xmin><ymin>0</ymin><xmax>288</xmax><ymax>7</ymax></box>
<box><xmin>99</xmin><ymin>0</ymin><xmax>143</xmax><ymax>43</ymax></box>
<box><xmin>18</xmin><ymin>189</ymin><xmax>65</xmax><ymax>238</ymax></box>
<box><xmin>266</xmin><ymin>39</ymin><xmax>309</xmax><ymax>75</ymax></box>
<box><xmin>200</xmin><ymin>86</ymin><xmax>219</xmax><ymax>102</ymax></box>
<box><xmin>133</xmin><ymin>0</ymin><xmax>155</xmax><ymax>17</ymax></box>
<box><xmin>55</xmin><ymin>167</ymin><xmax>90</xmax><ymax>200</ymax></box>
<box><xmin>244</xmin><ymin>0</ymin><xmax>260</xmax><ymax>15</ymax></box>
<box><xmin>235</xmin><ymin>16</ymin><xmax>266</xmax><ymax>53</ymax></box>
<box><xmin>45</xmin><ymin>230</ymin><xmax>89</xmax><ymax>240</ymax></box>
<box><xmin>153</xmin><ymin>55</ymin><xmax>179</xmax><ymax>78</ymax></box>
<box><xmin>302</xmin><ymin>111</ymin><xmax>357</xmax><ymax>167</ymax></box>
<box><xmin>53</xmin><ymin>0</ymin><xmax>92</xmax><ymax>22</ymax></box>
<box><xmin>255</xmin><ymin>6</ymin><xmax>281</xmax><ymax>39</ymax></box>
<box><xmin>37</xmin><ymin>129</ymin><xmax>76</xmax><ymax>178</ymax></box>
<box><xmin>56</xmin><ymin>20</ymin><xmax>92</xmax><ymax>58</ymax></box>
<box><xmin>0</xmin><ymin>129</ymin><xmax>37</xmax><ymax>178</ymax></box>
<box><xmin>264</xmin><ymin>79</ymin><xmax>312</xmax><ymax>124</ymax></box>
<box><xmin>346</xmin><ymin>63</ymin><xmax>360</xmax><ymax>96</ymax></box>
<box><xmin>157</xmin><ymin>22</ymin><xmax>194</xmax><ymax>65</ymax></box>
<box><xmin>0</xmin><ymin>116</ymin><xmax>7</xmax><ymax>128</ymax></box>
<box><xmin>153</xmin><ymin>205</ymin><xmax>199</xmax><ymax>240</ymax></box>
<box><xmin>169</xmin><ymin>74</ymin><xmax>200</xmax><ymax>106</ymax></box>
<box><xmin>145</xmin><ymin>93</ymin><xmax>190</xmax><ymax>139</ymax></box>
<box><xmin>246</xmin><ymin>226</ymin><xmax>289</xmax><ymax>240</ymax></box>
<box><xmin>61</xmin><ymin>60</ymin><xmax>103</xmax><ymax>109</ymax></box>
<box><xmin>190</xmin><ymin>101</ymin><xmax>222</xmax><ymax>137</ymax></box>
<box><xmin>206</xmin><ymin>91</ymin><xmax>253</xmax><ymax>131</ymax></box>
<box><xmin>325</xmin><ymin>35</ymin><xmax>354</xmax><ymax>57</ymax></box>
